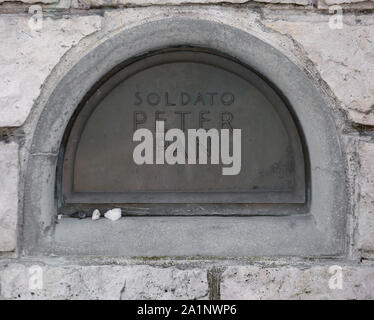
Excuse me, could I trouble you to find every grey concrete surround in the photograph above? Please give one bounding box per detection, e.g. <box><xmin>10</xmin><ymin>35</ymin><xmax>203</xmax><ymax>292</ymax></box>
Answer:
<box><xmin>22</xmin><ymin>18</ymin><xmax>347</xmax><ymax>257</ymax></box>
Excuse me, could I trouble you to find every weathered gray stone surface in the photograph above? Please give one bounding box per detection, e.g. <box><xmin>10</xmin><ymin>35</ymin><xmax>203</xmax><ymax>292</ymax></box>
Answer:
<box><xmin>0</xmin><ymin>264</ymin><xmax>209</xmax><ymax>299</ymax></box>
<box><xmin>323</xmin><ymin>0</ymin><xmax>374</xmax><ymax>4</ymax></box>
<box><xmin>4</xmin><ymin>0</ymin><xmax>374</xmax><ymax>8</ymax></box>
<box><xmin>71</xmin><ymin>0</ymin><xmax>313</xmax><ymax>8</ymax></box>
<box><xmin>265</xmin><ymin>18</ymin><xmax>374</xmax><ymax>126</ymax></box>
<box><xmin>0</xmin><ymin>0</ymin><xmax>314</xmax><ymax>6</ymax></box>
<box><xmin>317</xmin><ymin>0</ymin><xmax>374</xmax><ymax>11</ymax></box>
<box><xmin>0</xmin><ymin>0</ymin><xmax>56</xmax><ymax>3</ymax></box>
<box><xmin>1</xmin><ymin>262</ymin><xmax>374</xmax><ymax>299</ymax></box>
<box><xmin>0</xmin><ymin>10</ymin><xmax>373</xmax><ymax>127</ymax></box>
<box><xmin>0</xmin><ymin>4</ymin><xmax>373</xmax><ymax>299</ymax></box>
<box><xmin>357</xmin><ymin>141</ymin><xmax>374</xmax><ymax>252</ymax></box>
<box><xmin>0</xmin><ymin>15</ymin><xmax>101</xmax><ymax>127</ymax></box>
<box><xmin>221</xmin><ymin>265</ymin><xmax>374</xmax><ymax>299</ymax></box>
<box><xmin>0</xmin><ymin>142</ymin><xmax>18</xmax><ymax>252</ymax></box>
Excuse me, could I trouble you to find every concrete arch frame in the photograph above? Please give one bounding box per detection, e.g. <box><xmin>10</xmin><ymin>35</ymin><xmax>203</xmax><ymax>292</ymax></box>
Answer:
<box><xmin>22</xmin><ymin>18</ymin><xmax>347</xmax><ymax>257</ymax></box>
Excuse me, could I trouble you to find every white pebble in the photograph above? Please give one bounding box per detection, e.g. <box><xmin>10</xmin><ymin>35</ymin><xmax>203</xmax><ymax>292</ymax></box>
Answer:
<box><xmin>104</xmin><ymin>208</ymin><xmax>122</xmax><ymax>221</ymax></box>
<box><xmin>92</xmin><ymin>209</ymin><xmax>101</xmax><ymax>220</ymax></box>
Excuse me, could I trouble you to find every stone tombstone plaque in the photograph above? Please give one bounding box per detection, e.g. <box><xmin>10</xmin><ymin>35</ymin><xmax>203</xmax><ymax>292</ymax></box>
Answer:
<box><xmin>61</xmin><ymin>49</ymin><xmax>306</xmax><ymax>206</ymax></box>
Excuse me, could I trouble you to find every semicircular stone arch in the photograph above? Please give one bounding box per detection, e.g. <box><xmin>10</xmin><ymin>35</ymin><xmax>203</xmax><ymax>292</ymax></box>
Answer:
<box><xmin>60</xmin><ymin>48</ymin><xmax>307</xmax><ymax>206</ymax></box>
<box><xmin>23</xmin><ymin>18</ymin><xmax>347</xmax><ymax>257</ymax></box>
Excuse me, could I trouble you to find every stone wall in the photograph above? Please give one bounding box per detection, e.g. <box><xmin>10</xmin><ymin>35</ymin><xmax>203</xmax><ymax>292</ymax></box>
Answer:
<box><xmin>0</xmin><ymin>0</ymin><xmax>374</xmax><ymax>299</ymax></box>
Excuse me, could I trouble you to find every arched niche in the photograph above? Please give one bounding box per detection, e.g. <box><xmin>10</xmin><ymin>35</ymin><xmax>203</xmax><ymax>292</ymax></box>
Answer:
<box><xmin>23</xmin><ymin>18</ymin><xmax>347</xmax><ymax>257</ymax></box>
<box><xmin>60</xmin><ymin>48</ymin><xmax>306</xmax><ymax>207</ymax></box>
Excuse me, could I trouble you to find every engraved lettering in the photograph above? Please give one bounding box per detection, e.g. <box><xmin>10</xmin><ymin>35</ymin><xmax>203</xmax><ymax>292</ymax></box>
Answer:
<box><xmin>194</xmin><ymin>93</ymin><xmax>206</xmax><ymax>106</ymax></box>
<box><xmin>220</xmin><ymin>111</ymin><xmax>234</xmax><ymax>131</ymax></box>
<box><xmin>199</xmin><ymin>111</ymin><xmax>211</xmax><ymax>129</ymax></box>
<box><xmin>155</xmin><ymin>111</ymin><xmax>167</xmax><ymax>130</ymax></box>
<box><xmin>165</xmin><ymin>92</ymin><xmax>176</xmax><ymax>106</ymax></box>
<box><xmin>221</xmin><ymin>92</ymin><xmax>235</xmax><ymax>106</ymax></box>
<box><xmin>181</xmin><ymin>92</ymin><xmax>191</xmax><ymax>105</ymax></box>
<box><xmin>147</xmin><ymin>93</ymin><xmax>160</xmax><ymax>106</ymax></box>
<box><xmin>133</xmin><ymin>111</ymin><xmax>147</xmax><ymax>131</ymax></box>
<box><xmin>134</xmin><ymin>92</ymin><xmax>143</xmax><ymax>105</ymax></box>
<box><xmin>175</xmin><ymin>111</ymin><xmax>191</xmax><ymax>131</ymax></box>
<box><xmin>206</xmin><ymin>92</ymin><xmax>217</xmax><ymax>105</ymax></box>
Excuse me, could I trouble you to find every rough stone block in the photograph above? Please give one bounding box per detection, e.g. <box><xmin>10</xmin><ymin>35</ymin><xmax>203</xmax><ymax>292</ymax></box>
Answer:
<box><xmin>71</xmin><ymin>0</ymin><xmax>313</xmax><ymax>10</ymax></box>
<box><xmin>323</xmin><ymin>0</ymin><xmax>373</xmax><ymax>4</ymax></box>
<box><xmin>0</xmin><ymin>142</ymin><xmax>18</xmax><ymax>252</ymax></box>
<box><xmin>0</xmin><ymin>264</ymin><xmax>209</xmax><ymax>299</ymax></box>
<box><xmin>0</xmin><ymin>15</ymin><xmax>102</xmax><ymax>127</ymax></box>
<box><xmin>221</xmin><ymin>265</ymin><xmax>374</xmax><ymax>299</ymax></box>
<box><xmin>265</xmin><ymin>18</ymin><xmax>374</xmax><ymax>126</ymax></box>
<box><xmin>0</xmin><ymin>0</ymin><xmax>57</xmax><ymax>3</ymax></box>
<box><xmin>357</xmin><ymin>141</ymin><xmax>374</xmax><ymax>251</ymax></box>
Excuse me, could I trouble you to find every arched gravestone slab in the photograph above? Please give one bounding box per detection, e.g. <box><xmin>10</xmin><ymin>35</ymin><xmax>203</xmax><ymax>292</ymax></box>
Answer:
<box><xmin>61</xmin><ymin>49</ymin><xmax>306</xmax><ymax>205</ymax></box>
<box><xmin>63</xmin><ymin>49</ymin><xmax>305</xmax><ymax>203</ymax></box>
